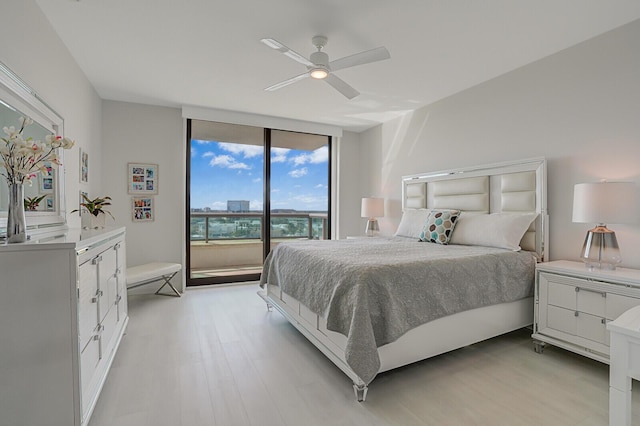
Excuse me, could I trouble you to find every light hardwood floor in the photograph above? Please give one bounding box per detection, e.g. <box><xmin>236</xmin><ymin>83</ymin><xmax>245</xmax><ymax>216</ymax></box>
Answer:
<box><xmin>89</xmin><ymin>283</ymin><xmax>639</xmax><ymax>426</ymax></box>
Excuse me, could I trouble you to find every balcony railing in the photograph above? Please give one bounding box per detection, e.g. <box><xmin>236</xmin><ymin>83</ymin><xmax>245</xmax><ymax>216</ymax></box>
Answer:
<box><xmin>190</xmin><ymin>212</ymin><xmax>328</xmax><ymax>243</ymax></box>
<box><xmin>189</xmin><ymin>212</ymin><xmax>328</xmax><ymax>278</ymax></box>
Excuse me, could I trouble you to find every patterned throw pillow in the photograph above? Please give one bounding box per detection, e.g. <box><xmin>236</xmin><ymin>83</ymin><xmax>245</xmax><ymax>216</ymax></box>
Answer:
<box><xmin>419</xmin><ymin>210</ymin><xmax>461</xmax><ymax>244</ymax></box>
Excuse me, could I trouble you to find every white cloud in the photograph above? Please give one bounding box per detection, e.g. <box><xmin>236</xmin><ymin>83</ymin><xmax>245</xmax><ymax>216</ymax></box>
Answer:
<box><xmin>289</xmin><ymin>146</ymin><xmax>328</xmax><ymax>166</ymax></box>
<box><xmin>191</xmin><ymin>147</ymin><xmax>197</xmax><ymax>157</ymax></box>
<box><xmin>252</xmin><ymin>178</ymin><xmax>261</xmax><ymax>183</ymax></box>
<box><xmin>289</xmin><ymin>167</ymin><xmax>308</xmax><ymax>178</ymax></box>
<box><xmin>202</xmin><ymin>151</ymin><xmax>214</xmax><ymax>158</ymax></box>
<box><xmin>218</xmin><ymin>142</ymin><xmax>263</xmax><ymax>158</ymax></box>
<box><xmin>210</xmin><ymin>201</ymin><xmax>226</xmax><ymax>210</ymax></box>
<box><xmin>193</xmin><ymin>139</ymin><xmax>214</xmax><ymax>145</ymax></box>
<box><xmin>310</xmin><ymin>146</ymin><xmax>328</xmax><ymax>163</ymax></box>
<box><xmin>271</xmin><ymin>147</ymin><xmax>290</xmax><ymax>163</ymax></box>
<box><xmin>315</xmin><ymin>183</ymin><xmax>326</xmax><ymax>189</ymax></box>
<box><xmin>250</xmin><ymin>199</ymin><xmax>263</xmax><ymax>210</ymax></box>
<box><xmin>209</xmin><ymin>154</ymin><xmax>250</xmax><ymax>170</ymax></box>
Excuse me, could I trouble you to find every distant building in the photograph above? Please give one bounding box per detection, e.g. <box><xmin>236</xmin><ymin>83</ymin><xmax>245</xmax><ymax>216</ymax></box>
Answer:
<box><xmin>227</xmin><ymin>200</ymin><xmax>250</xmax><ymax>213</ymax></box>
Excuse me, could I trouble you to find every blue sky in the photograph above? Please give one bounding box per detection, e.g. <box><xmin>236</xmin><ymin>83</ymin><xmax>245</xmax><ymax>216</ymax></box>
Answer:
<box><xmin>190</xmin><ymin>140</ymin><xmax>329</xmax><ymax>211</ymax></box>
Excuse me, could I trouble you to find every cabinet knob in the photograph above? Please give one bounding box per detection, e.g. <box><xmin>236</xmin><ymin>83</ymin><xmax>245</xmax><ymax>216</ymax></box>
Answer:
<box><xmin>92</xmin><ymin>255</ymin><xmax>103</xmax><ymax>265</ymax></box>
<box><xmin>574</xmin><ymin>311</ymin><xmax>579</xmax><ymax>317</ymax></box>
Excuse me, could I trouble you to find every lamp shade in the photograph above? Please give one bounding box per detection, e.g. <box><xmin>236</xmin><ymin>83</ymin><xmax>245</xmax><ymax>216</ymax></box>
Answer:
<box><xmin>361</xmin><ymin>197</ymin><xmax>384</xmax><ymax>218</ymax></box>
<box><xmin>572</xmin><ymin>182</ymin><xmax>637</xmax><ymax>224</ymax></box>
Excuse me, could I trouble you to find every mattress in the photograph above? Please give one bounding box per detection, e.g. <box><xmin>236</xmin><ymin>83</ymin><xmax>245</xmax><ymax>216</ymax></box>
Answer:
<box><xmin>260</xmin><ymin>237</ymin><xmax>536</xmax><ymax>384</ymax></box>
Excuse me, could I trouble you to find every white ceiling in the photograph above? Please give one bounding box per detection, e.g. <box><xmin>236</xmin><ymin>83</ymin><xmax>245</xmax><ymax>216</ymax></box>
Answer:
<box><xmin>36</xmin><ymin>1</ymin><xmax>640</xmax><ymax>133</ymax></box>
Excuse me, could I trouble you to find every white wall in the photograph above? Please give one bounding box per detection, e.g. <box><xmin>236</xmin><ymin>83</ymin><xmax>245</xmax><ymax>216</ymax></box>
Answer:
<box><xmin>102</xmin><ymin>101</ymin><xmax>184</xmax><ymax>291</ymax></box>
<box><xmin>1</xmin><ymin>0</ymin><xmax>103</xmax><ymax>227</ymax></box>
<box><xmin>335</xmin><ymin>131</ymin><xmax>363</xmax><ymax>238</ymax></box>
<box><xmin>355</xmin><ymin>19</ymin><xmax>640</xmax><ymax>268</ymax></box>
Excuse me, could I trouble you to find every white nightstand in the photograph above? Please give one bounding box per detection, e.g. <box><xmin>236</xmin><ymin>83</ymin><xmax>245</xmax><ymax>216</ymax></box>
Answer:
<box><xmin>532</xmin><ymin>260</ymin><xmax>640</xmax><ymax>363</ymax></box>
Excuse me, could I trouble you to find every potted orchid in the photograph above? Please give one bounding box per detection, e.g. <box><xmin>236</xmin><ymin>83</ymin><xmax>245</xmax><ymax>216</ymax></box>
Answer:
<box><xmin>24</xmin><ymin>194</ymin><xmax>47</xmax><ymax>211</ymax></box>
<box><xmin>71</xmin><ymin>194</ymin><xmax>114</xmax><ymax>229</ymax></box>
<box><xmin>1</xmin><ymin>116</ymin><xmax>75</xmax><ymax>242</ymax></box>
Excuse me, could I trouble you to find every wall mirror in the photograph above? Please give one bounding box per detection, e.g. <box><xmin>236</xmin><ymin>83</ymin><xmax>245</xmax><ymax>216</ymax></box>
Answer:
<box><xmin>0</xmin><ymin>62</ymin><xmax>67</xmax><ymax>234</ymax></box>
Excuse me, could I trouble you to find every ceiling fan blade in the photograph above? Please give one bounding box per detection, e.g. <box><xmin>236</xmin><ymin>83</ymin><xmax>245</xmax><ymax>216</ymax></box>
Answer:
<box><xmin>324</xmin><ymin>74</ymin><xmax>359</xmax><ymax>99</ymax></box>
<box><xmin>261</xmin><ymin>38</ymin><xmax>314</xmax><ymax>67</ymax></box>
<box><xmin>265</xmin><ymin>72</ymin><xmax>310</xmax><ymax>91</ymax></box>
<box><xmin>329</xmin><ymin>46</ymin><xmax>390</xmax><ymax>72</ymax></box>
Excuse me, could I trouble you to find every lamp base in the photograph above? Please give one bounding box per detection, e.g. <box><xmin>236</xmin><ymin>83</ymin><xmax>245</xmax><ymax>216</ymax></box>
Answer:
<box><xmin>580</xmin><ymin>224</ymin><xmax>621</xmax><ymax>270</ymax></box>
<box><xmin>365</xmin><ymin>218</ymin><xmax>379</xmax><ymax>237</ymax></box>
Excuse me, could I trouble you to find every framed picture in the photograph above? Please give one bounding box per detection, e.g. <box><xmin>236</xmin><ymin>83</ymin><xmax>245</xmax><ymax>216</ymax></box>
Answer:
<box><xmin>80</xmin><ymin>149</ymin><xmax>89</xmax><ymax>183</ymax></box>
<box><xmin>79</xmin><ymin>191</ymin><xmax>88</xmax><ymax>216</ymax></box>
<box><xmin>45</xmin><ymin>196</ymin><xmax>54</xmax><ymax>211</ymax></box>
<box><xmin>39</xmin><ymin>171</ymin><xmax>54</xmax><ymax>194</ymax></box>
<box><xmin>128</xmin><ymin>163</ymin><xmax>158</xmax><ymax>194</ymax></box>
<box><xmin>132</xmin><ymin>196</ymin><xmax>154</xmax><ymax>222</ymax></box>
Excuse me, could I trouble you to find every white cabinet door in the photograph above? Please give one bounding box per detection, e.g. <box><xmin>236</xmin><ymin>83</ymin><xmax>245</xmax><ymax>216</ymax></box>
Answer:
<box><xmin>78</xmin><ymin>259</ymin><xmax>99</xmax><ymax>352</ymax></box>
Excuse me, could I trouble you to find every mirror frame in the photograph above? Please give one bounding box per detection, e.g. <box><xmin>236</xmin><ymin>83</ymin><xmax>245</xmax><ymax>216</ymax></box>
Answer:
<box><xmin>0</xmin><ymin>62</ymin><xmax>67</xmax><ymax>233</ymax></box>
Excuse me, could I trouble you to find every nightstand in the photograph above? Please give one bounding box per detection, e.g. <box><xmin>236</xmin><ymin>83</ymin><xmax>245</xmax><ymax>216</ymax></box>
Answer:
<box><xmin>532</xmin><ymin>260</ymin><xmax>640</xmax><ymax>363</ymax></box>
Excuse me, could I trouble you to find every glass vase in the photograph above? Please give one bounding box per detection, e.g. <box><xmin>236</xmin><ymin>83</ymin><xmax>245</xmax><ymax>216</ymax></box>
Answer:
<box><xmin>7</xmin><ymin>182</ymin><xmax>27</xmax><ymax>243</ymax></box>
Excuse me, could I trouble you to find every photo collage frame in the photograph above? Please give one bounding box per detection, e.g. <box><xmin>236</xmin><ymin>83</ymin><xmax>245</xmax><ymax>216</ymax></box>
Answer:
<box><xmin>128</xmin><ymin>163</ymin><xmax>158</xmax><ymax>222</ymax></box>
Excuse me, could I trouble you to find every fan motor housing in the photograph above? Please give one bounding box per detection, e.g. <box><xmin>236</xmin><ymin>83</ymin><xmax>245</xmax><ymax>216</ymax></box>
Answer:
<box><xmin>310</xmin><ymin>51</ymin><xmax>329</xmax><ymax>67</ymax></box>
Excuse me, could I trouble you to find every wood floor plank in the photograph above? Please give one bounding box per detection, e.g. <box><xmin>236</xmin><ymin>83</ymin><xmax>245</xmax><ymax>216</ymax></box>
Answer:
<box><xmin>89</xmin><ymin>283</ymin><xmax>640</xmax><ymax>426</ymax></box>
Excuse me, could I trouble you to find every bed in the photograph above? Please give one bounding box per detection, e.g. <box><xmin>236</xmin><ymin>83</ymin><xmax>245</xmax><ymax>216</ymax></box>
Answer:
<box><xmin>259</xmin><ymin>157</ymin><xmax>548</xmax><ymax>401</ymax></box>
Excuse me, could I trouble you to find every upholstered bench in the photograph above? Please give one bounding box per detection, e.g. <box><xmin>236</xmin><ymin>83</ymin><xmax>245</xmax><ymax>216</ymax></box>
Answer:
<box><xmin>126</xmin><ymin>262</ymin><xmax>182</xmax><ymax>297</ymax></box>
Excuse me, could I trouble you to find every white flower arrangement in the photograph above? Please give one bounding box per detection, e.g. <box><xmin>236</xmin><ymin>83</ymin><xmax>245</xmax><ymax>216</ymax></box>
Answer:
<box><xmin>1</xmin><ymin>116</ymin><xmax>75</xmax><ymax>185</ymax></box>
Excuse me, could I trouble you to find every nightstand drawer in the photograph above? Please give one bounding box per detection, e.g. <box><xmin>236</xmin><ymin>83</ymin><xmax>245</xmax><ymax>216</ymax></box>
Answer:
<box><xmin>548</xmin><ymin>281</ymin><xmax>576</xmax><ymax>309</ymax></box>
<box><xmin>547</xmin><ymin>305</ymin><xmax>576</xmax><ymax>335</ymax></box>
<box><xmin>577</xmin><ymin>311</ymin><xmax>607</xmax><ymax>344</ymax></box>
<box><xmin>546</xmin><ymin>305</ymin><xmax>607</xmax><ymax>344</ymax></box>
<box><xmin>576</xmin><ymin>287</ymin><xmax>606</xmax><ymax>317</ymax></box>
<box><xmin>607</xmin><ymin>293</ymin><xmax>640</xmax><ymax>320</ymax></box>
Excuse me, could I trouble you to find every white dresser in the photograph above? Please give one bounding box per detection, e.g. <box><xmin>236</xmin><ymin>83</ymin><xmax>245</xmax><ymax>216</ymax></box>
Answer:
<box><xmin>532</xmin><ymin>260</ymin><xmax>640</xmax><ymax>363</ymax></box>
<box><xmin>0</xmin><ymin>227</ymin><xmax>128</xmax><ymax>426</ymax></box>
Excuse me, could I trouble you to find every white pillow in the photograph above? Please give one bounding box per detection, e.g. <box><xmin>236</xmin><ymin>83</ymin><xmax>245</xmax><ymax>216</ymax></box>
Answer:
<box><xmin>394</xmin><ymin>208</ymin><xmax>432</xmax><ymax>239</ymax></box>
<box><xmin>449</xmin><ymin>212</ymin><xmax>538</xmax><ymax>251</ymax></box>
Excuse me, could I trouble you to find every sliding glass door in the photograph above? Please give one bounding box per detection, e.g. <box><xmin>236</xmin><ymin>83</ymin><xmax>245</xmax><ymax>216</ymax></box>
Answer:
<box><xmin>186</xmin><ymin>120</ymin><xmax>330</xmax><ymax>286</ymax></box>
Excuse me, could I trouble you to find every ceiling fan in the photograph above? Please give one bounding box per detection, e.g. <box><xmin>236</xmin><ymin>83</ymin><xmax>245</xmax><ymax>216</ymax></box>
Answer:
<box><xmin>261</xmin><ymin>35</ymin><xmax>390</xmax><ymax>99</ymax></box>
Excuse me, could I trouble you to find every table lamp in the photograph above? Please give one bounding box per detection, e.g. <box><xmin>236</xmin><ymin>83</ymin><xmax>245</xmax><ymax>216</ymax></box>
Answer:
<box><xmin>572</xmin><ymin>182</ymin><xmax>637</xmax><ymax>270</ymax></box>
<box><xmin>361</xmin><ymin>197</ymin><xmax>384</xmax><ymax>237</ymax></box>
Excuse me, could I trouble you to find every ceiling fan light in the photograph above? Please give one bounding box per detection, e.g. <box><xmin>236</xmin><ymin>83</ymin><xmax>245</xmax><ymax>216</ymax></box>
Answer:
<box><xmin>310</xmin><ymin>68</ymin><xmax>328</xmax><ymax>79</ymax></box>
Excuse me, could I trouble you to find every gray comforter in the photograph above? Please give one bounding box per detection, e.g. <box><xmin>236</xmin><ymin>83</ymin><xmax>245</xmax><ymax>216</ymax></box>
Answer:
<box><xmin>260</xmin><ymin>237</ymin><xmax>536</xmax><ymax>385</ymax></box>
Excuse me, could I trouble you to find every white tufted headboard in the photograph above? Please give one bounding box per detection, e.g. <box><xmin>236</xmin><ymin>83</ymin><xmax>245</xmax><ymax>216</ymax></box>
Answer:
<box><xmin>402</xmin><ymin>157</ymin><xmax>548</xmax><ymax>260</ymax></box>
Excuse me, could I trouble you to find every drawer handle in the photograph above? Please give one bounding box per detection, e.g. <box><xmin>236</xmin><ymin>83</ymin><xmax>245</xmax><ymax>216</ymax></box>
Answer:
<box><xmin>91</xmin><ymin>289</ymin><xmax>104</xmax><ymax>303</ymax></box>
<box><xmin>92</xmin><ymin>255</ymin><xmax>103</xmax><ymax>265</ymax></box>
<box><xmin>92</xmin><ymin>334</ymin><xmax>100</xmax><ymax>341</ymax></box>
<box><xmin>114</xmin><ymin>243</ymin><xmax>121</xmax><ymax>250</ymax></box>
<box><xmin>601</xmin><ymin>318</ymin><xmax>607</xmax><ymax>325</ymax></box>
<box><xmin>574</xmin><ymin>311</ymin><xmax>579</xmax><ymax>317</ymax></box>
<box><xmin>575</xmin><ymin>287</ymin><xmax>606</xmax><ymax>297</ymax></box>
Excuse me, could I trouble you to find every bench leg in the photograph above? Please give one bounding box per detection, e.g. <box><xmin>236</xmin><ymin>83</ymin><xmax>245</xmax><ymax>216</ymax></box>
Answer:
<box><xmin>154</xmin><ymin>271</ymin><xmax>181</xmax><ymax>297</ymax></box>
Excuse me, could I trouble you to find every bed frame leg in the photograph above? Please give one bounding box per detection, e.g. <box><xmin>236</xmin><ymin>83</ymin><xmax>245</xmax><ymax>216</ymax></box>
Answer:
<box><xmin>353</xmin><ymin>383</ymin><xmax>368</xmax><ymax>402</ymax></box>
<box><xmin>256</xmin><ymin>290</ymin><xmax>273</xmax><ymax>312</ymax></box>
